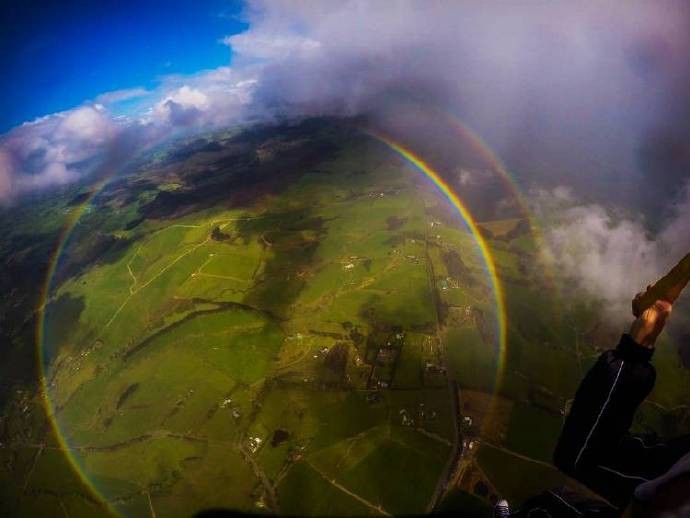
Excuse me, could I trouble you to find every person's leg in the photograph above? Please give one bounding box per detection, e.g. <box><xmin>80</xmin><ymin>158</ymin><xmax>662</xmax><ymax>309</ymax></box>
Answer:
<box><xmin>541</xmin><ymin>300</ymin><xmax>688</xmax><ymax>513</ymax></box>
<box><xmin>553</xmin><ymin>334</ymin><xmax>658</xmax><ymax>507</ymax></box>
<box><xmin>508</xmin><ymin>435</ymin><xmax>690</xmax><ymax>517</ymax></box>
<box><xmin>608</xmin><ymin>433</ymin><xmax>690</xmax><ymax>480</ymax></box>
<box><xmin>508</xmin><ymin>488</ymin><xmax>618</xmax><ymax>517</ymax></box>
<box><xmin>570</xmin><ymin>432</ymin><xmax>690</xmax><ymax>509</ymax></box>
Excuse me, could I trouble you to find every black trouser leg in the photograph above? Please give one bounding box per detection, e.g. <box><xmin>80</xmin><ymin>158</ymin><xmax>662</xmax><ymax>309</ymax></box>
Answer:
<box><xmin>551</xmin><ymin>335</ymin><xmax>690</xmax><ymax>508</ymax></box>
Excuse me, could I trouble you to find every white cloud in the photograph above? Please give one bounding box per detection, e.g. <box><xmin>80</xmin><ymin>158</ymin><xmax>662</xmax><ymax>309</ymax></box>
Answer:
<box><xmin>154</xmin><ymin>86</ymin><xmax>210</xmax><ymax>126</ymax></box>
<box><xmin>458</xmin><ymin>169</ymin><xmax>475</xmax><ymax>186</ymax></box>
<box><xmin>159</xmin><ymin>85</ymin><xmax>209</xmax><ymax>112</ymax></box>
<box><xmin>456</xmin><ymin>168</ymin><xmax>494</xmax><ymax>187</ymax></box>
<box><xmin>95</xmin><ymin>87</ymin><xmax>149</xmax><ymax>105</ymax></box>
<box><xmin>0</xmin><ymin>105</ymin><xmax>130</xmax><ymax>201</ymax></box>
<box><xmin>0</xmin><ymin>66</ymin><xmax>260</xmax><ymax>202</ymax></box>
<box><xmin>541</xmin><ymin>183</ymin><xmax>690</xmax><ymax>320</ymax></box>
<box><xmin>56</xmin><ymin>105</ymin><xmax>115</xmax><ymax>145</ymax></box>
<box><xmin>223</xmin><ymin>32</ymin><xmax>321</xmax><ymax>60</ymax></box>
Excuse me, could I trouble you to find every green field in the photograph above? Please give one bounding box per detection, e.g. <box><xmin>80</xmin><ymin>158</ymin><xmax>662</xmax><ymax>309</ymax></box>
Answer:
<box><xmin>1</xmin><ymin>120</ymin><xmax>689</xmax><ymax>516</ymax></box>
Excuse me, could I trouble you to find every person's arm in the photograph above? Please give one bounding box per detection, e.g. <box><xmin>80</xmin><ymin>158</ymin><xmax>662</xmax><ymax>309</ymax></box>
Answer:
<box><xmin>553</xmin><ymin>300</ymin><xmax>672</xmax><ymax>506</ymax></box>
<box><xmin>632</xmin><ymin>253</ymin><xmax>689</xmax><ymax>317</ymax></box>
<box><xmin>630</xmin><ymin>299</ymin><xmax>673</xmax><ymax>347</ymax></box>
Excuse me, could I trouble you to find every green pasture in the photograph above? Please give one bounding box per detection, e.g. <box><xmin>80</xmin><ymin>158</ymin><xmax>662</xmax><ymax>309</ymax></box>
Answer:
<box><xmin>477</xmin><ymin>445</ymin><xmax>564</xmax><ymax>506</ymax></box>
<box><xmin>6</xmin><ymin>122</ymin><xmax>689</xmax><ymax>517</ymax></box>
<box><xmin>504</xmin><ymin>403</ymin><xmax>562</xmax><ymax>462</ymax></box>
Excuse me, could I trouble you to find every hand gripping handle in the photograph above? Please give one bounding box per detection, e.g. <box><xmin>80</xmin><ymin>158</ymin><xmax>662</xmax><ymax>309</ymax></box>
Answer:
<box><xmin>632</xmin><ymin>252</ymin><xmax>690</xmax><ymax>317</ymax></box>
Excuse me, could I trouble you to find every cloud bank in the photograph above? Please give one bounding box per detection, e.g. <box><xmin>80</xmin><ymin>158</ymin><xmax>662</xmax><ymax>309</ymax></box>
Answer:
<box><xmin>294</xmin><ymin>2</ymin><xmax>685</xmax><ymax>194</ymax></box>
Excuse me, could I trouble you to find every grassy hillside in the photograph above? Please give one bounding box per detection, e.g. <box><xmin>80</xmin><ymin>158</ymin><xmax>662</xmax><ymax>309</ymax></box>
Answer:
<box><xmin>1</xmin><ymin>120</ymin><xmax>688</xmax><ymax>516</ymax></box>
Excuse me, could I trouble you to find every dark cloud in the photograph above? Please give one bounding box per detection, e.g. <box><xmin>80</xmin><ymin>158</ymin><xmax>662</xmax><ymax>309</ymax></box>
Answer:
<box><xmin>231</xmin><ymin>1</ymin><xmax>690</xmax><ymax>211</ymax></box>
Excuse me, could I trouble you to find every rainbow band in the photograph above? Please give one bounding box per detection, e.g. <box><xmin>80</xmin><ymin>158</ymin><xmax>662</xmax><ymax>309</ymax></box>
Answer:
<box><xmin>443</xmin><ymin>115</ymin><xmax>528</xmax><ymax>213</ymax></box>
<box><xmin>367</xmin><ymin>130</ymin><xmax>508</xmax><ymax>382</ymax></box>
<box><xmin>441</xmin><ymin>112</ymin><xmax>562</xmax><ymax>304</ymax></box>
<box><xmin>442</xmin><ymin>115</ymin><xmax>549</xmax><ymax>237</ymax></box>
<box><xmin>35</xmin><ymin>178</ymin><xmax>116</xmax><ymax>513</ymax></box>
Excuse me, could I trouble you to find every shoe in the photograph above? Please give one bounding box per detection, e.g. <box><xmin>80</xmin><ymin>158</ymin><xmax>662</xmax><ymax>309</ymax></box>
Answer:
<box><xmin>493</xmin><ymin>498</ymin><xmax>511</xmax><ymax>518</ymax></box>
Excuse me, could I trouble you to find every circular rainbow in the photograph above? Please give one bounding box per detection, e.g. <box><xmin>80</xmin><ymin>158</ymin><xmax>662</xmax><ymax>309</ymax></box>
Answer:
<box><xmin>36</xmin><ymin>122</ymin><xmax>520</xmax><ymax>510</ymax></box>
<box><xmin>36</xmin><ymin>178</ymin><xmax>117</xmax><ymax>513</ymax></box>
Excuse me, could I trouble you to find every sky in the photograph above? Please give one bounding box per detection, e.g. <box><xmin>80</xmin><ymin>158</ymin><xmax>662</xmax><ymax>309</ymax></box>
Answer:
<box><xmin>0</xmin><ymin>0</ymin><xmax>246</xmax><ymax>132</ymax></box>
<box><xmin>1</xmin><ymin>1</ymin><xmax>689</xmax><ymax>308</ymax></box>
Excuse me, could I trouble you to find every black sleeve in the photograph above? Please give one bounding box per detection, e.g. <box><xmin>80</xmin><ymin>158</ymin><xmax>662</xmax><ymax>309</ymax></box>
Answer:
<box><xmin>553</xmin><ymin>334</ymin><xmax>656</xmax><ymax>504</ymax></box>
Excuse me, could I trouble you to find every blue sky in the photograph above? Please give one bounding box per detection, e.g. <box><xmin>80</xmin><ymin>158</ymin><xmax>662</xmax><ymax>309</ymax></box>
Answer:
<box><xmin>0</xmin><ymin>0</ymin><xmax>247</xmax><ymax>133</ymax></box>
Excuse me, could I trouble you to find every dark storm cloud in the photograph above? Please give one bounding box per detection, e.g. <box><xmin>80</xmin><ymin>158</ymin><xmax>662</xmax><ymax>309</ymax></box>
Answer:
<box><xmin>231</xmin><ymin>1</ymin><xmax>690</xmax><ymax>207</ymax></box>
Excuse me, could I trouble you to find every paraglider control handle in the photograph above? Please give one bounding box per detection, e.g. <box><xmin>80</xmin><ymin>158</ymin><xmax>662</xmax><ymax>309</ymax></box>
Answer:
<box><xmin>632</xmin><ymin>252</ymin><xmax>690</xmax><ymax>317</ymax></box>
